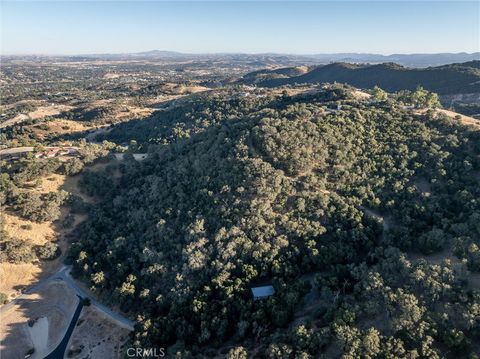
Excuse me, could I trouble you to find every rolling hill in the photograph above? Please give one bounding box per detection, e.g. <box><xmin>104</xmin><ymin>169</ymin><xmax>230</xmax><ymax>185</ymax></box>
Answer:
<box><xmin>67</xmin><ymin>86</ymin><xmax>480</xmax><ymax>357</ymax></box>
<box><xmin>242</xmin><ymin>61</ymin><xmax>480</xmax><ymax>95</ymax></box>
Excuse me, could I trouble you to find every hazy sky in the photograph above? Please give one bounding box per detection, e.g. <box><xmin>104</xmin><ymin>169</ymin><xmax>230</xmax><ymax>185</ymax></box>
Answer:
<box><xmin>1</xmin><ymin>1</ymin><xmax>479</xmax><ymax>55</ymax></box>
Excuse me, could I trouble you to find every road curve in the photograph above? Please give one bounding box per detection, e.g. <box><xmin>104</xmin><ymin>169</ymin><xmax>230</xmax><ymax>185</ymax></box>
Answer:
<box><xmin>0</xmin><ymin>265</ymin><xmax>135</xmax><ymax>331</ymax></box>
<box><xmin>44</xmin><ymin>295</ymin><xmax>84</xmax><ymax>359</ymax></box>
<box><xmin>0</xmin><ymin>265</ymin><xmax>67</xmax><ymax>315</ymax></box>
<box><xmin>59</xmin><ymin>266</ymin><xmax>135</xmax><ymax>330</ymax></box>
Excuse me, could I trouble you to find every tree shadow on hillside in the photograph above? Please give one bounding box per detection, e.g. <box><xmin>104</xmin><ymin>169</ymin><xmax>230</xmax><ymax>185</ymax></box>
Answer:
<box><xmin>1</xmin><ymin>280</ymin><xmax>80</xmax><ymax>359</ymax></box>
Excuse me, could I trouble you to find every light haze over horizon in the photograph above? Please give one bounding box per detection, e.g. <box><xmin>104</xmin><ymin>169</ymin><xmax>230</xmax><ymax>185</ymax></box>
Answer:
<box><xmin>1</xmin><ymin>1</ymin><xmax>479</xmax><ymax>56</ymax></box>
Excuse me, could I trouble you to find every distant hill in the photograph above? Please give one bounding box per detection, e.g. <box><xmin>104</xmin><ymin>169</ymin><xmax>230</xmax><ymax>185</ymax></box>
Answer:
<box><xmin>306</xmin><ymin>52</ymin><xmax>480</xmax><ymax>67</ymax></box>
<box><xmin>2</xmin><ymin>51</ymin><xmax>478</xmax><ymax>68</ymax></box>
<box><xmin>241</xmin><ymin>66</ymin><xmax>311</xmax><ymax>82</ymax></box>
<box><xmin>242</xmin><ymin>61</ymin><xmax>480</xmax><ymax>95</ymax></box>
<box><xmin>90</xmin><ymin>51</ymin><xmax>480</xmax><ymax>67</ymax></box>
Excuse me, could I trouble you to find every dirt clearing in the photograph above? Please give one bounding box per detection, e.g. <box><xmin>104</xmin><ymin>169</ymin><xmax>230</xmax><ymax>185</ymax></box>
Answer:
<box><xmin>27</xmin><ymin>316</ymin><xmax>49</xmax><ymax>358</ymax></box>
<box><xmin>66</xmin><ymin>306</ymin><xmax>131</xmax><ymax>359</ymax></box>
<box><xmin>437</xmin><ymin>108</ymin><xmax>480</xmax><ymax>128</ymax></box>
<box><xmin>0</xmin><ymin>281</ymin><xmax>78</xmax><ymax>359</ymax></box>
<box><xmin>0</xmin><ymin>103</ymin><xmax>73</xmax><ymax>129</ymax></box>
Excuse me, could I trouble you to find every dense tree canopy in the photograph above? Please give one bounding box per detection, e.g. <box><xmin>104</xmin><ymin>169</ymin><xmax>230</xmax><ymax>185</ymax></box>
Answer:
<box><xmin>68</xmin><ymin>86</ymin><xmax>480</xmax><ymax>357</ymax></box>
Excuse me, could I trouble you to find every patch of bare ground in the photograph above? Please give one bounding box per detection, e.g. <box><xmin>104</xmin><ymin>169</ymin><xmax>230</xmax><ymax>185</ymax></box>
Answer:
<box><xmin>352</xmin><ymin>90</ymin><xmax>372</xmax><ymax>100</ymax></box>
<box><xmin>114</xmin><ymin>106</ymin><xmax>155</xmax><ymax>123</ymax></box>
<box><xmin>408</xmin><ymin>249</ymin><xmax>462</xmax><ymax>266</ymax></box>
<box><xmin>416</xmin><ymin>108</ymin><xmax>480</xmax><ymax>129</ymax></box>
<box><xmin>159</xmin><ymin>82</ymin><xmax>210</xmax><ymax>95</ymax></box>
<box><xmin>436</xmin><ymin>108</ymin><xmax>480</xmax><ymax>128</ymax></box>
<box><xmin>0</xmin><ymin>281</ymin><xmax>78</xmax><ymax>359</ymax></box>
<box><xmin>0</xmin><ymin>173</ymin><xmax>73</xmax><ymax>299</ymax></box>
<box><xmin>27</xmin><ymin>105</ymin><xmax>73</xmax><ymax>121</ymax></box>
<box><xmin>0</xmin><ymin>104</ymin><xmax>73</xmax><ymax>129</ymax></box>
<box><xmin>103</xmin><ymin>73</ymin><xmax>121</xmax><ymax>79</ymax></box>
<box><xmin>31</xmin><ymin>119</ymin><xmax>93</xmax><ymax>139</ymax></box>
<box><xmin>277</xmin><ymin>86</ymin><xmax>317</xmax><ymax>97</ymax></box>
<box><xmin>66</xmin><ymin>306</ymin><xmax>130</xmax><ymax>359</ymax></box>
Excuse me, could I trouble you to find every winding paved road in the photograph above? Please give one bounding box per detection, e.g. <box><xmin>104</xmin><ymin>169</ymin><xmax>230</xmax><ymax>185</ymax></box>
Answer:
<box><xmin>59</xmin><ymin>266</ymin><xmax>135</xmax><ymax>330</ymax></box>
<box><xmin>44</xmin><ymin>295</ymin><xmax>84</xmax><ymax>359</ymax></box>
<box><xmin>0</xmin><ymin>265</ymin><xmax>134</xmax><ymax>331</ymax></box>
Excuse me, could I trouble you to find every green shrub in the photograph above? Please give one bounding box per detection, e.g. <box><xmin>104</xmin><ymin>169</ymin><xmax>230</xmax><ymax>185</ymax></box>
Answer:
<box><xmin>0</xmin><ymin>292</ymin><xmax>8</xmax><ymax>305</ymax></box>
<box><xmin>0</xmin><ymin>239</ymin><xmax>36</xmax><ymax>263</ymax></box>
<box><xmin>36</xmin><ymin>242</ymin><xmax>60</xmax><ymax>260</ymax></box>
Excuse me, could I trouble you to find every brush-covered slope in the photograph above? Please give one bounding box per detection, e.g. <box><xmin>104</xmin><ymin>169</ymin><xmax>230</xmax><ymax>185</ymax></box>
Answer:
<box><xmin>244</xmin><ymin>61</ymin><xmax>480</xmax><ymax>95</ymax></box>
<box><xmin>242</xmin><ymin>66</ymin><xmax>311</xmax><ymax>82</ymax></box>
<box><xmin>69</xmin><ymin>87</ymin><xmax>480</xmax><ymax>357</ymax></box>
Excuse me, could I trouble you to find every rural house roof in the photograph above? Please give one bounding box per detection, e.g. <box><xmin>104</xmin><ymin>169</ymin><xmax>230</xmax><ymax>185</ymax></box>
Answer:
<box><xmin>251</xmin><ymin>285</ymin><xmax>275</xmax><ymax>299</ymax></box>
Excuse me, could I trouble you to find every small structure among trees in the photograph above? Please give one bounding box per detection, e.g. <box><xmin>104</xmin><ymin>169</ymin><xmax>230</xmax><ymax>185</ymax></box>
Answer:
<box><xmin>251</xmin><ymin>285</ymin><xmax>275</xmax><ymax>300</ymax></box>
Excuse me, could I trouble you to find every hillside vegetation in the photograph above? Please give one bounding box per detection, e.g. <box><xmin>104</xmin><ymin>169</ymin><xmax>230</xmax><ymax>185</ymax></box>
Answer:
<box><xmin>68</xmin><ymin>86</ymin><xmax>480</xmax><ymax>357</ymax></box>
<box><xmin>243</xmin><ymin>61</ymin><xmax>480</xmax><ymax>95</ymax></box>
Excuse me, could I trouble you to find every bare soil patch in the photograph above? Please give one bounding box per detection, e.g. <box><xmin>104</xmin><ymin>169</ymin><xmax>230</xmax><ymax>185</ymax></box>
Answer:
<box><xmin>32</xmin><ymin>119</ymin><xmax>92</xmax><ymax>139</ymax></box>
<box><xmin>0</xmin><ymin>104</ymin><xmax>73</xmax><ymax>129</ymax></box>
<box><xmin>436</xmin><ymin>108</ymin><xmax>480</xmax><ymax>128</ymax></box>
<box><xmin>0</xmin><ymin>281</ymin><xmax>78</xmax><ymax>359</ymax></box>
<box><xmin>27</xmin><ymin>316</ymin><xmax>49</xmax><ymax>359</ymax></box>
<box><xmin>66</xmin><ymin>306</ymin><xmax>130</xmax><ymax>359</ymax></box>
<box><xmin>352</xmin><ymin>90</ymin><xmax>372</xmax><ymax>100</ymax></box>
<box><xmin>416</xmin><ymin>108</ymin><xmax>480</xmax><ymax>129</ymax></box>
<box><xmin>408</xmin><ymin>249</ymin><xmax>462</xmax><ymax>266</ymax></box>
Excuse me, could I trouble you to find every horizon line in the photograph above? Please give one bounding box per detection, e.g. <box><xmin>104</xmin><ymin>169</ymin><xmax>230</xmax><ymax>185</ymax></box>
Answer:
<box><xmin>2</xmin><ymin>50</ymin><xmax>479</xmax><ymax>57</ymax></box>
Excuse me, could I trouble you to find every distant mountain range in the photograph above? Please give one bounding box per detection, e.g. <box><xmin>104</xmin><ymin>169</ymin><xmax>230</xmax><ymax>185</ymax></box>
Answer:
<box><xmin>305</xmin><ymin>53</ymin><xmax>480</xmax><ymax>67</ymax></box>
<box><xmin>2</xmin><ymin>51</ymin><xmax>478</xmax><ymax>68</ymax></box>
<box><xmin>83</xmin><ymin>51</ymin><xmax>480</xmax><ymax>67</ymax></box>
<box><xmin>240</xmin><ymin>61</ymin><xmax>480</xmax><ymax>95</ymax></box>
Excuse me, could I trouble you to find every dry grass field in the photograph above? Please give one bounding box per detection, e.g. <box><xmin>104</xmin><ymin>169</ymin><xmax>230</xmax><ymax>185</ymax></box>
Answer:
<box><xmin>0</xmin><ymin>174</ymin><xmax>68</xmax><ymax>299</ymax></box>
<box><xmin>0</xmin><ymin>159</ymin><xmax>126</xmax><ymax>358</ymax></box>
<box><xmin>0</xmin><ymin>161</ymin><xmax>110</xmax><ymax>300</ymax></box>
<box><xmin>0</xmin><ymin>212</ymin><xmax>59</xmax><ymax>298</ymax></box>
<box><xmin>436</xmin><ymin>108</ymin><xmax>480</xmax><ymax>128</ymax></box>
<box><xmin>416</xmin><ymin>108</ymin><xmax>480</xmax><ymax>128</ymax></box>
<box><xmin>0</xmin><ymin>103</ymin><xmax>73</xmax><ymax>129</ymax></box>
<box><xmin>31</xmin><ymin>119</ymin><xmax>93</xmax><ymax>139</ymax></box>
